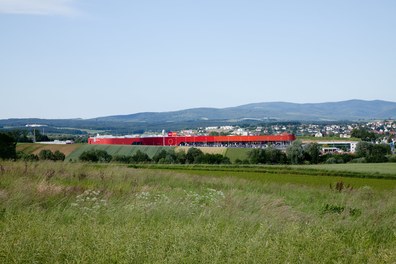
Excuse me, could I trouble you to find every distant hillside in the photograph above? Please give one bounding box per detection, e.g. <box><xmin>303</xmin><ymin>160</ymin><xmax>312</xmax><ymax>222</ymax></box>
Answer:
<box><xmin>2</xmin><ymin>100</ymin><xmax>396</xmax><ymax>135</ymax></box>
<box><xmin>95</xmin><ymin>100</ymin><xmax>396</xmax><ymax>122</ymax></box>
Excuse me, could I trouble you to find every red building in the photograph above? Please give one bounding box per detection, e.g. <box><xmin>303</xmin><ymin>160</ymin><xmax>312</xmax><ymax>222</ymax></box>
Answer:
<box><xmin>88</xmin><ymin>133</ymin><xmax>296</xmax><ymax>148</ymax></box>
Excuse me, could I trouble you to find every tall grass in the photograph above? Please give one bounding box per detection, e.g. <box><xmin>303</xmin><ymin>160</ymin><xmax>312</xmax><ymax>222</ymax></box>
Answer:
<box><xmin>0</xmin><ymin>161</ymin><xmax>395</xmax><ymax>263</ymax></box>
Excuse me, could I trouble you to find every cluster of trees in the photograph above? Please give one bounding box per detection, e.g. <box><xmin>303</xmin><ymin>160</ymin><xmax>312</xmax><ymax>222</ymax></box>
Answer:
<box><xmin>241</xmin><ymin>140</ymin><xmax>393</xmax><ymax>165</ymax></box>
<box><xmin>79</xmin><ymin>148</ymin><xmax>231</xmax><ymax>165</ymax></box>
<box><xmin>240</xmin><ymin>141</ymin><xmax>321</xmax><ymax>165</ymax></box>
<box><xmin>17</xmin><ymin>149</ymin><xmax>65</xmax><ymax>162</ymax></box>
<box><xmin>351</xmin><ymin>128</ymin><xmax>377</xmax><ymax>142</ymax></box>
<box><xmin>355</xmin><ymin>141</ymin><xmax>391</xmax><ymax>163</ymax></box>
<box><xmin>1</xmin><ymin>129</ymin><xmax>87</xmax><ymax>144</ymax></box>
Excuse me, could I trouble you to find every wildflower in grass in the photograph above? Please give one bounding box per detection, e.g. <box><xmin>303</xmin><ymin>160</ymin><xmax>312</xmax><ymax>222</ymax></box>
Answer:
<box><xmin>72</xmin><ymin>189</ymin><xmax>107</xmax><ymax>215</ymax></box>
<box><xmin>131</xmin><ymin>191</ymin><xmax>170</xmax><ymax>209</ymax></box>
<box><xmin>185</xmin><ymin>188</ymin><xmax>225</xmax><ymax>208</ymax></box>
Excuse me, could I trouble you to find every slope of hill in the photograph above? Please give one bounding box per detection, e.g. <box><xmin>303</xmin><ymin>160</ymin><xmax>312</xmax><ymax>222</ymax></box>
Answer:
<box><xmin>95</xmin><ymin>100</ymin><xmax>396</xmax><ymax>122</ymax></box>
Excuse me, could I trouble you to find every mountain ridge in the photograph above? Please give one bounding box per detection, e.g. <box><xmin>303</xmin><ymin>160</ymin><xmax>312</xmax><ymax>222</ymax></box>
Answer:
<box><xmin>94</xmin><ymin>99</ymin><xmax>396</xmax><ymax>122</ymax></box>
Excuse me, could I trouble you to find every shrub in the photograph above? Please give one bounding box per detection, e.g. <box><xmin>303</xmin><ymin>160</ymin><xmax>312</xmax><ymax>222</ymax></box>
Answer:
<box><xmin>247</xmin><ymin>147</ymin><xmax>287</xmax><ymax>165</ymax></box>
<box><xmin>112</xmin><ymin>155</ymin><xmax>134</xmax><ymax>163</ymax></box>
<box><xmin>130</xmin><ymin>150</ymin><xmax>151</xmax><ymax>163</ymax></box>
<box><xmin>16</xmin><ymin>151</ymin><xmax>38</xmax><ymax>161</ymax></box>
<box><xmin>53</xmin><ymin>150</ymin><xmax>65</xmax><ymax>161</ymax></box>
<box><xmin>79</xmin><ymin>150</ymin><xmax>112</xmax><ymax>163</ymax></box>
<box><xmin>325</xmin><ymin>157</ymin><xmax>337</xmax><ymax>164</ymax></box>
<box><xmin>387</xmin><ymin>155</ymin><xmax>396</xmax><ymax>163</ymax></box>
<box><xmin>38</xmin><ymin>149</ymin><xmax>65</xmax><ymax>161</ymax></box>
<box><xmin>349</xmin><ymin>157</ymin><xmax>367</xmax><ymax>163</ymax></box>
<box><xmin>196</xmin><ymin>154</ymin><xmax>231</xmax><ymax>164</ymax></box>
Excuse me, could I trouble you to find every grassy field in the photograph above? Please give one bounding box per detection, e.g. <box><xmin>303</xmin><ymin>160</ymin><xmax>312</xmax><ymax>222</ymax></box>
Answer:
<box><xmin>1</xmin><ymin>161</ymin><xmax>396</xmax><ymax>263</ymax></box>
<box><xmin>130</xmin><ymin>163</ymin><xmax>396</xmax><ymax>189</ymax></box>
<box><xmin>225</xmin><ymin>147</ymin><xmax>251</xmax><ymax>162</ymax></box>
<box><xmin>16</xmin><ymin>143</ymin><xmax>82</xmax><ymax>157</ymax></box>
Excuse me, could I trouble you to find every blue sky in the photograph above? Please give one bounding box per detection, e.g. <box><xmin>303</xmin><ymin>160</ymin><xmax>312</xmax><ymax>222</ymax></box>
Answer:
<box><xmin>1</xmin><ymin>0</ymin><xmax>395</xmax><ymax>119</ymax></box>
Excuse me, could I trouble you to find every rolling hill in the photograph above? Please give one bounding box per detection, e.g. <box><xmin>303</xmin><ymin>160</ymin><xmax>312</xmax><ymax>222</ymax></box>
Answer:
<box><xmin>94</xmin><ymin>100</ymin><xmax>396</xmax><ymax>122</ymax></box>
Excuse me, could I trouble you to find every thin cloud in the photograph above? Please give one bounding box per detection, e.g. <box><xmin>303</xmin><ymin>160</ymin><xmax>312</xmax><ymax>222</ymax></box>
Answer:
<box><xmin>0</xmin><ymin>0</ymin><xmax>81</xmax><ymax>16</ymax></box>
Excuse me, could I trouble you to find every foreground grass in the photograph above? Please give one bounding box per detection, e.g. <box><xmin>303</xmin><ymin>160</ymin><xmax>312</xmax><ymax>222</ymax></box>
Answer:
<box><xmin>0</xmin><ymin>161</ymin><xmax>396</xmax><ymax>263</ymax></box>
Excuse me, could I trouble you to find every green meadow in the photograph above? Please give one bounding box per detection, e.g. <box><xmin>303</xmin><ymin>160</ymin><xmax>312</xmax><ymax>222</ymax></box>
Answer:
<box><xmin>1</xmin><ymin>161</ymin><xmax>396</xmax><ymax>263</ymax></box>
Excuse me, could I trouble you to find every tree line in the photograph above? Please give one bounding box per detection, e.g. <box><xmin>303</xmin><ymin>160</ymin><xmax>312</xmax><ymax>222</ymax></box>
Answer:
<box><xmin>1</xmin><ymin>131</ymin><xmax>393</xmax><ymax>164</ymax></box>
<box><xmin>241</xmin><ymin>140</ymin><xmax>393</xmax><ymax>165</ymax></box>
<box><xmin>79</xmin><ymin>148</ymin><xmax>231</xmax><ymax>165</ymax></box>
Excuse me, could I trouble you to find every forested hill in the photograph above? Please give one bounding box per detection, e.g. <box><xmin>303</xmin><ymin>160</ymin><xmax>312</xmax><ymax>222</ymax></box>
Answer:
<box><xmin>95</xmin><ymin>100</ymin><xmax>396</xmax><ymax>122</ymax></box>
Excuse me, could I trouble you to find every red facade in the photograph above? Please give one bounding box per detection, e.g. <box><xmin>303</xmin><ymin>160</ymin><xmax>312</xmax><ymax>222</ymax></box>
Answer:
<box><xmin>88</xmin><ymin>133</ymin><xmax>296</xmax><ymax>146</ymax></box>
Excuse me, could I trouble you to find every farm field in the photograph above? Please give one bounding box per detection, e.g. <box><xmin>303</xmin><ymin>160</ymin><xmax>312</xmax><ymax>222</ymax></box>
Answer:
<box><xmin>0</xmin><ymin>161</ymin><xmax>395</xmax><ymax>263</ymax></box>
<box><xmin>17</xmin><ymin>143</ymin><xmax>245</xmax><ymax>161</ymax></box>
<box><xmin>16</xmin><ymin>143</ymin><xmax>82</xmax><ymax>157</ymax></box>
<box><xmin>296</xmin><ymin>163</ymin><xmax>396</xmax><ymax>175</ymax></box>
<box><xmin>64</xmin><ymin>144</ymin><xmax>173</xmax><ymax>162</ymax></box>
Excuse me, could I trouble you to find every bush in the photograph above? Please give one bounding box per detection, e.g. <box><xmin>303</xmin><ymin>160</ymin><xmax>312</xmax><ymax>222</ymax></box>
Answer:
<box><xmin>325</xmin><ymin>157</ymin><xmax>338</xmax><ymax>164</ymax></box>
<box><xmin>112</xmin><ymin>155</ymin><xmax>134</xmax><ymax>163</ymax></box>
<box><xmin>247</xmin><ymin>147</ymin><xmax>287</xmax><ymax>165</ymax></box>
<box><xmin>387</xmin><ymin>155</ymin><xmax>396</xmax><ymax>163</ymax></box>
<box><xmin>286</xmin><ymin>140</ymin><xmax>304</xmax><ymax>164</ymax></box>
<box><xmin>79</xmin><ymin>150</ymin><xmax>112</xmax><ymax>163</ymax></box>
<box><xmin>16</xmin><ymin>151</ymin><xmax>38</xmax><ymax>161</ymax></box>
<box><xmin>349</xmin><ymin>157</ymin><xmax>367</xmax><ymax>163</ymax></box>
<box><xmin>53</xmin><ymin>150</ymin><xmax>65</xmax><ymax>161</ymax></box>
<box><xmin>196</xmin><ymin>154</ymin><xmax>231</xmax><ymax>164</ymax></box>
<box><xmin>131</xmin><ymin>150</ymin><xmax>151</xmax><ymax>163</ymax></box>
<box><xmin>38</xmin><ymin>150</ymin><xmax>65</xmax><ymax>161</ymax></box>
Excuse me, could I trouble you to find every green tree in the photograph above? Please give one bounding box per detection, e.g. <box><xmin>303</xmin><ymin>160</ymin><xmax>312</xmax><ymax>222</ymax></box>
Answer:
<box><xmin>186</xmin><ymin>148</ymin><xmax>204</xmax><ymax>164</ymax></box>
<box><xmin>247</xmin><ymin>147</ymin><xmax>286</xmax><ymax>164</ymax></box>
<box><xmin>355</xmin><ymin>142</ymin><xmax>390</xmax><ymax>163</ymax></box>
<box><xmin>39</xmin><ymin>149</ymin><xmax>55</xmax><ymax>160</ymax></box>
<box><xmin>303</xmin><ymin>143</ymin><xmax>321</xmax><ymax>164</ymax></box>
<box><xmin>152</xmin><ymin>150</ymin><xmax>168</xmax><ymax>163</ymax></box>
<box><xmin>266</xmin><ymin>146</ymin><xmax>287</xmax><ymax>164</ymax></box>
<box><xmin>351</xmin><ymin>128</ymin><xmax>376</xmax><ymax>142</ymax></box>
<box><xmin>286</xmin><ymin>140</ymin><xmax>304</xmax><ymax>164</ymax></box>
<box><xmin>131</xmin><ymin>150</ymin><xmax>151</xmax><ymax>163</ymax></box>
<box><xmin>209</xmin><ymin>131</ymin><xmax>220</xmax><ymax>136</ymax></box>
<box><xmin>33</xmin><ymin>129</ymin><xmax>50</xmax><ymax>142</ymax></box>
<box><xmin>175</xmin><ymin>150</ymin><xmax>187</xmax><ymax>164</ymax></box>
<box><xmin>53</xmin><ymin>150</ymin><xmax>65</xmax><ymax>161</ymax></box>
<box><xmin>247</xmin><ymin>149</ymin><xmax>264</xmax><ymax>164</ymax></box>
<box><xmin>0</xmin><ymin>133</ymin><xmax>16</xmax><ymax>160</ymax></box>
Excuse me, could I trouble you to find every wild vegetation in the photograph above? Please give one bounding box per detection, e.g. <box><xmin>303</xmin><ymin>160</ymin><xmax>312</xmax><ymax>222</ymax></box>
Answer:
<box><xmin>0</xmin><ymin>161</ymin><xmax>395</xmax><ymax>263</ymax></box>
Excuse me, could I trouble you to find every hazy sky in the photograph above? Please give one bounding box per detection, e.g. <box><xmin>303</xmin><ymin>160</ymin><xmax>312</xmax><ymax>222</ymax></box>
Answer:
<box><xmin>1</xmin><ymin>0</ymin><xmax>395</xmax><ymax>119</ymax></box>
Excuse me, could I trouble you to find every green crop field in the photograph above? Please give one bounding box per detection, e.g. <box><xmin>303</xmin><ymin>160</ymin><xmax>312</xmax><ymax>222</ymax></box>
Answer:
<box><xmin>1</xmin><ymin>161</ymin><xmax>396</xmax><ymax>263</ymax></box>
<box><xmin>130</xmin><ymin>164</ymin><xmax>396</xmax><ymax>189</ymax></box>
<box><xmin>224</xmin><ymin>147</ymin><xmax>251</xmax><ymax>162</ymax></box>
<box><xmin>296</xmin><ymin>163</ymin><xmax>396</xmax><ymax>175</ymax></box>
